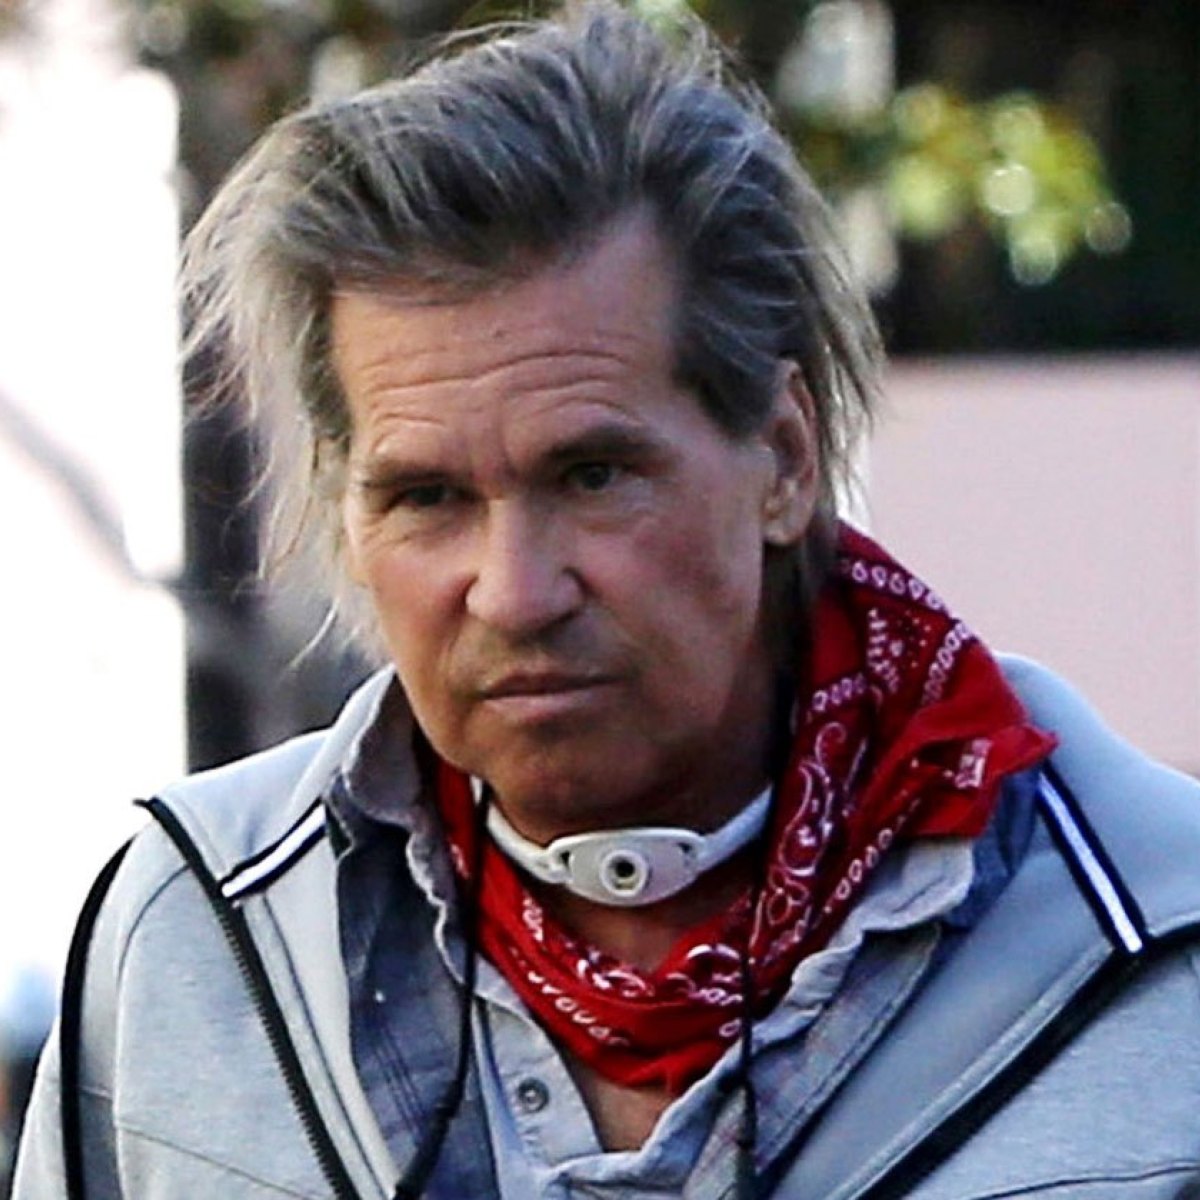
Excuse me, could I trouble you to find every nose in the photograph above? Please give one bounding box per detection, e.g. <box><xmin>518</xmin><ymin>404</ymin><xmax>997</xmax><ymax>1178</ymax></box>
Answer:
<box><xmin>465</xmin><ymin>501</ymin><xmax>583</xmax><ymax>638</ymax></box>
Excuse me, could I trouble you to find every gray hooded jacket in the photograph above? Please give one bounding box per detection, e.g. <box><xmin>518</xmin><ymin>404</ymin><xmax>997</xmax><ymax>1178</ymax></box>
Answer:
<box><xmin>13</xmin><ymin>656</ymin><xmax>1200</xmax><ymax>1199</ymax></box>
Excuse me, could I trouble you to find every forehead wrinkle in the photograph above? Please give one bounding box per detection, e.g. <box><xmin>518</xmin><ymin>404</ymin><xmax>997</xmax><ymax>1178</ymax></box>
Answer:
<box><xmin>348</xmin><ymin>363</ymin><xmax>647</xmax><ymax>449</ymax></box>
<box><xmin>349</xmin><ymin>337</ymin><xmax>653</xmax><ymax>400</ymax></box>
<box><xmin>351</xmin><ymin>406</ymin><xmax>453</xmax><ymax>459</ymax></box>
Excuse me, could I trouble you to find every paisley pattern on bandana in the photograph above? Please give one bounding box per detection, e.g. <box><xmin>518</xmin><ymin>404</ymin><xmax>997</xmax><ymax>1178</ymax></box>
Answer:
<box><xmin>435</xmin><ymin>524</ymin><xmax>1055</xmax><ymax>1093</ymax></box>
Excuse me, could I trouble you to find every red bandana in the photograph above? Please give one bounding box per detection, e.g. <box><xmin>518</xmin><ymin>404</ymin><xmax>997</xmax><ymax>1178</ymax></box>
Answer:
<box><xmin>434</xmin><ymin>525</ymin><xmax>1054</xmax><ymax>1094</ymax></box>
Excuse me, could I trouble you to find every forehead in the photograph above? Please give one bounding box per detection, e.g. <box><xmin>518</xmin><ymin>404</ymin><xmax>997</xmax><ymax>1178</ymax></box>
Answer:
<box><xmin>328</xmin><ymin>212</ymin><xmax>699</xmax><ymax>436</ymax></box>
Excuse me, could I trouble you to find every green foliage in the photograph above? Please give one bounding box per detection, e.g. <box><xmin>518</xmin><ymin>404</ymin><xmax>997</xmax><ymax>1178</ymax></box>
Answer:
<box><xmin>787</xmin><ymin>83</ymin><xmax>1129</xmax><ymax>287</ymax></box>
<box><xmin>112</xmin><ymin>0</ymin><xmax>1129</xmax><ymax>284</ymax></box>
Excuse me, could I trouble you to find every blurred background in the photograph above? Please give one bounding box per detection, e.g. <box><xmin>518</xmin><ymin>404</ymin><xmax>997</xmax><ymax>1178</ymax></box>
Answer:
<box><xmin>0</xmin><ymin>0</ymin><xmax>1196</xmax><ymax>1188</ymax></box>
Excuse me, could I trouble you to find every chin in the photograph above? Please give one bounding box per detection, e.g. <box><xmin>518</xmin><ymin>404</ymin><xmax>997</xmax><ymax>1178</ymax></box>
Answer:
<box><xmin>483</xmin><ymin>753</ymin><xmax>656</xmax><ymax>839</ymax></box>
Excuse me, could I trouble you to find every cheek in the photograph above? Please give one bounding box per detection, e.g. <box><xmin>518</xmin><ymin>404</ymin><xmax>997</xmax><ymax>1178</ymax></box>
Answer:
<box><xmin>628</xmin><ymin>491</ymin><xmax>767</xmax><ymax>660</ymax></box>
<box><xmin>356</xmin><ymin>544</ymin><xmax>454</xmax><ymax>684</ymax></box>
<box><xmin>368</xmin><ymin>567</ymin><xmax>473</xmax><ymax>751</ymax></box>
<box><xmin>684</xmin><ymin>472</ymin><xmax>767</xmax><ymax>607</ymax></box>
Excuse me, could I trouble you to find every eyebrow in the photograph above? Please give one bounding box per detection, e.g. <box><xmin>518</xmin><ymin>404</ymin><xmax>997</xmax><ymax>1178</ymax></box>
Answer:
<box><xmin>537</xmin><ymin>421</ymin><xmax>669</xmax><ymax>472</ymax></box>
<box><xmin>350</xmin><ymin>461</ymin><xmax>444</xmax><ymax>495</ymax></box>
<box><xmin>350</xmin><ymin>419</ymin><xmax>670</xmax><ymax>493</ymax></box>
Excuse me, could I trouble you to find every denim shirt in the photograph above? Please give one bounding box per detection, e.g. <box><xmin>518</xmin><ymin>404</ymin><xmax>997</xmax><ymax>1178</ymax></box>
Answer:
<box><xmin>327</xmin><ymin>697</ymin><xmax>1035</xmax><ymax>1199</ymax></box>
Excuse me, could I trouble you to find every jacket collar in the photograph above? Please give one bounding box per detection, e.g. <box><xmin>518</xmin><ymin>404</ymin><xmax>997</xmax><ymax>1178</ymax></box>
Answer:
<box><xmin>155</xmin><ymin>668</ymin><xmax>418</xmax><ymax>1198</ymax></box>
<box><xmin>1001</xmin><ymin>653</ymin><xmax>1200</xmax><ymax>940</ymax></box>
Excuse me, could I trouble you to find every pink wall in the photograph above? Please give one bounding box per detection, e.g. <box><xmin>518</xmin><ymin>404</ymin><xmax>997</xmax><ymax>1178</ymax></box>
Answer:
<box><xmin>868</xmin><ymin>354</ymin><xmax>1200</xmax><ymax>775</ymax></box>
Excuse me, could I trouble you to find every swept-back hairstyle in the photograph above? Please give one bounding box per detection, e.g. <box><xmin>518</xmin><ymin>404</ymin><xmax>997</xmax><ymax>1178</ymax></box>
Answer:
<box><xmin>182</xmin><ymin>0</ymin><xmax>882</xmax><ymax>653</ymax></box>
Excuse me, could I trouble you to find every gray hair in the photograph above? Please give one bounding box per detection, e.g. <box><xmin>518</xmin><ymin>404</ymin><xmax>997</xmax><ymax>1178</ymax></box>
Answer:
<box><xmin>181</xmin><ymin>0</ymin><xmax>883</xmax><ymax>654</ymax></box>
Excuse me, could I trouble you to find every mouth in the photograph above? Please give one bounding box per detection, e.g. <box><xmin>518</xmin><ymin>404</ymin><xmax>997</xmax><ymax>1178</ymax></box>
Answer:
<box><xmin>477</xmin><ymin>671</ymin><xmax>619</xmax><ymax>721</ymax></box>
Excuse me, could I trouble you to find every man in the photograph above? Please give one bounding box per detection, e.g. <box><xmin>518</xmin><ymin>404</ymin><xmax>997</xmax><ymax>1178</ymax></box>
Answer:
<box><xmin>15</xmin><ymin>4</ymin><xmax>1200</xmax><ymax>1197</ymax></box>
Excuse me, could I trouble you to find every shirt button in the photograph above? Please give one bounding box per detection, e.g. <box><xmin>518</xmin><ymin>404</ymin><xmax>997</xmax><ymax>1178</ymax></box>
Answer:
<box><xmin>514</xmin><ymin>1077</ymin><xmax>550</xmax><ymax>1114</ymax></box>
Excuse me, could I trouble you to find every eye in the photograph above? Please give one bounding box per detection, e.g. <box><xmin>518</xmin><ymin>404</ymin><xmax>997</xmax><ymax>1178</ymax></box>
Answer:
<box><xmin>566</xmin><ymin>462</ymin><xmax>620</xmax><ymax>493</ymax></box>
<box><xmin>394</xmin><ymin>482</ymin><xmax>453</xmax><ymax>510</ymax></box>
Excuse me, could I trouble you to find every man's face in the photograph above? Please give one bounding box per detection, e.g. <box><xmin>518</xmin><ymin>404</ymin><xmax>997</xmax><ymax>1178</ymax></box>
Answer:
<box><xmin>335</xmin><ymin>214</ymin><xmax>815</xmax><ymax>840</ymax></box>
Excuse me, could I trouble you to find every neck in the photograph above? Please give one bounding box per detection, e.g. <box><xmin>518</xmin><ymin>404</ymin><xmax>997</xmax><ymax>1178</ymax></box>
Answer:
<box><xmin>485</xmin><ymin>647</ymin><xmax>794</xmax><ymax>964</ymax></box>
<box><xmin>531</xmin><ymin>840</ymin><xmax>760</xmax><ymax>972</ymax></box>
<box><xmin>495</xmin><ymin>758</ymin><xmax>773</xmax><ymax>847</ymax></box>
<box><xmin>485</xmin><ymin>770</ymin><xmax>772</xmax><ymax>968</ymax></box>
<box><xmin>488</xmin><ymin>766</ymin><xmax>773</xmax><ymax>967</ymax></box>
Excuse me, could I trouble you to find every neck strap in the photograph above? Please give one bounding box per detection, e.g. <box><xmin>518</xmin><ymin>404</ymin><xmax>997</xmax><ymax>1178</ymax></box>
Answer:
<box><xmin>483</xmin><ymin>787</ymin><xmax>772</xmax><ymax>907</ymax></box>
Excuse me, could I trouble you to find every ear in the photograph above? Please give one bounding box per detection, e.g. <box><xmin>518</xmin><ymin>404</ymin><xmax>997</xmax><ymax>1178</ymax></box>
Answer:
<box><xmin>760</xmin><ymin>361</ymin><xmax>820</xmax><ymax>548</ymax></box>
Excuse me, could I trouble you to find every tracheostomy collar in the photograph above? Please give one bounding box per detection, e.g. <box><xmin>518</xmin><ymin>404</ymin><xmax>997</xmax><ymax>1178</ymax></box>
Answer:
<box><xmin>479</xmin><ymin>783</ymin><xmax>773</xmax><ymax>907</ymax></box>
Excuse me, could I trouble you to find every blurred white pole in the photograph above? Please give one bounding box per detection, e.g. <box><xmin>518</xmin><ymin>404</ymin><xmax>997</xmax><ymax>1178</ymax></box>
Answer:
<box><xmin>0</xmin><ymin>0</ymin><xmax>185</xmax><ymax>987</ymax></box>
